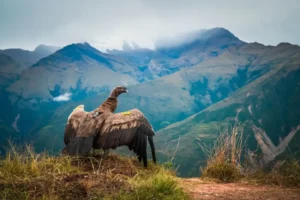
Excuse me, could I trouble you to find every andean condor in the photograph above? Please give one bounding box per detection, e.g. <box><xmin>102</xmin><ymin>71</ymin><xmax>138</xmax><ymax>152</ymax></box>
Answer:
<box><xmin>62</xmin><ymin>86</ymin><xmax>156</xmax><ymax>167</ymax></box>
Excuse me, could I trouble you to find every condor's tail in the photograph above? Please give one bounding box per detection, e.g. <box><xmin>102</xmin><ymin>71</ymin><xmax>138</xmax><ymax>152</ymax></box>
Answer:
<box><xmin>130</xmin><ymin>126</ymin><xmax>156</xmax><ymax>167</ymax></box>
<box><xmin>148</xmin><ymin>135</ymin><xmax>156</xmax><ymax>163</ymax></box>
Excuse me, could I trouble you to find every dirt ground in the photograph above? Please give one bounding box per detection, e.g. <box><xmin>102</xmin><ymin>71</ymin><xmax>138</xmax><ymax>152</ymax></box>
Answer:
<box><xmin>179</xmin><ymin>178</ymin><xmax>300</xmax><ymax>200</ymax></box>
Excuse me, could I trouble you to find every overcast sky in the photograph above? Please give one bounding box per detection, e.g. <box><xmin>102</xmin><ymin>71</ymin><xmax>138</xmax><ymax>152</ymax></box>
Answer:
<box><xmin>0</xmin><ymin>0</ymin><xmax>299</xmax><ymax>51</ymax></box>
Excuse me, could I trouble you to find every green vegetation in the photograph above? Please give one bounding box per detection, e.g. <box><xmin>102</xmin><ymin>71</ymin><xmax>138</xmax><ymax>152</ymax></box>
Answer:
<box><xmin>113</xmin><ymin>167</ymin><xmax>188</xmax><ymax>200</ymax></box>
<box><xmin>0</xmin><ymin>144</ymin><xmax>189</xmax><ymax>200</ymax></box>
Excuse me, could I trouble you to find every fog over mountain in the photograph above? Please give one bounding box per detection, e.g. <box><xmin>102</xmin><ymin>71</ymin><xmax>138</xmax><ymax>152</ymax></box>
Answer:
<box><xmin>1</xmin><ymin>0</ymin><xmax>300</xmax><ymax>51</ymax></box>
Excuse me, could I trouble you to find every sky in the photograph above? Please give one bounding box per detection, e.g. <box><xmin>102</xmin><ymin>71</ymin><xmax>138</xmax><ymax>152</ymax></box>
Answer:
<box><xmin>0</xmin><ymin>0</ymin><xmax>299</xmax><ymax>51</ymax></box>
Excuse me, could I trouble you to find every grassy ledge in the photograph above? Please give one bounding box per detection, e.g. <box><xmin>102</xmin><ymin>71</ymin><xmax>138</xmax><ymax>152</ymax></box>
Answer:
<box><xmin>0</xmin><ymin>145</ymin><xmax>189</xmax><ymax>200</ymax></box>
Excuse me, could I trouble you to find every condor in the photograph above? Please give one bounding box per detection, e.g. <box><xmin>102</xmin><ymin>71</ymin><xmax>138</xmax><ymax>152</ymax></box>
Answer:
<box><xmin>62</xmin><ymin>86</ymin><xmax>156</xmax><ymax>167</ymax></box>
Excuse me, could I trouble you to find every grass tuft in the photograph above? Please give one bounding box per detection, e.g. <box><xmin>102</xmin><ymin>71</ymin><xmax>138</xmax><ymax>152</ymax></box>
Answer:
<box><xmin>203</xmin><ymin>162</ymin><xmax>242</xmax><ymax>182</ymax></box>
<box><xmin>198</xmin><ymin>123</ymin><xmax>244</xmax><ymax>182</ymax></box>
<box><xmin>0</xmin><ymin>144</ymin><xmax>79</xmax><ymax>183</ymax></box>
<box><xmin>113</xmin><ymin>165</ymin><xmax>188</xmax><ymax>200</ymax></box>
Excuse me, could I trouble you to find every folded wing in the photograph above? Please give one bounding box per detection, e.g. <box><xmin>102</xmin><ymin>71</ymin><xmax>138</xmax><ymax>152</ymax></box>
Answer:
<box><xmin>64</xmin><ymin>110</ymin><xmax>88</xmax><ymax>145</ymax></box>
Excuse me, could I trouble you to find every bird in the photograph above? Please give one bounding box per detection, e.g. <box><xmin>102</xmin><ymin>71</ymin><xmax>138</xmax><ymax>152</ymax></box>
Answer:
<box><xmin>62</xmin><ymin>86</ymin><xmax>156</xmax><ymax>167</ymax></box>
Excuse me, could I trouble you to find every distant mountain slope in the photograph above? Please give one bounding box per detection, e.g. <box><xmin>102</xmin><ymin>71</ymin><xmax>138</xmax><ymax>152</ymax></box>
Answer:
<box><xmin>0</xmin><ymin>44</ymin><xmax>60</xmax><ymax>68</ymax></box>
<box><xmin>156</xmin><ymin>43</ymin><xmax>300</xmax><ymax>177</ymax></box>
<box><xmin>108</xmin><ymin>28</ymin><xmax>245</xmax><ymax>78</ymax></box>
<box><xmin>0</xmin><ymin>54</ymin><xmax>22</xmax><ymax>89</ymax></box>
<box><xmin>0</xmin><ymin>45</ymin><xmax>59</xmax><ymax>93</ymax></box>
<box><xmin>6</xmin><ymin>42</ymin><xmax>139</xmax><ymax>104</ymax></box>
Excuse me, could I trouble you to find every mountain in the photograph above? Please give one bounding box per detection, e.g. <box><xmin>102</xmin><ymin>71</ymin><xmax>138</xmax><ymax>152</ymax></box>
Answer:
<box><xmin>7</xmin><ymin>28</ymin><xmax>245</xmax><ymax>107</ymax></box>
<box><xmin>6</xmin><ymin>42</ymin><xmax>140</xmax><ymax>105</ymax></box>
<box><xmin>2</xmin><ymin>28</ymin><xmax>247</xmax><ymax>152</ymax></box>
<box><xmin>108</xmin><ymin>28</ymin><xmax>245</xmax><ymax>78</ymax></box>
<box><xmin>0</xmin><ymin>54</ymin><xmax>23</xmax><ymax>152</ymax></box>
<box><xmin>155</xmin><ymin>42</ymin><xmax>300</xmax><ymax>176</ymax></box>
<box><xmin>0</xmin><ymin>44</ymin><xmax>60</xmax><ymax>68</ymax></box>
<box><xmin>155</xmin><ymin>27</ymin><xmax>243</xmax><ymax>51</ymax></box>
<box><xmin>34</xmin><ymin>44</ymin><xmax>60</xmax><ymax>56</ymax></box>
<box><xmin>0</xmin><ymin>44</ymin><xmax>60</xmax><ymax>91</ymax></box>
<box><xmin>1</xmin><ymin>27</ymin><xmax>300</xmax><ymax>178</ymax></box>
<box><xmin>0</xmin><ymin>54</ymin><xmax>22</xmax><ymax>90</ymax></box>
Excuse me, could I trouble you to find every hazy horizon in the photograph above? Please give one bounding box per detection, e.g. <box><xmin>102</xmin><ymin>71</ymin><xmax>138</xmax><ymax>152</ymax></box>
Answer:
<box><xmin>1</xmin><ymin>0</ymin><xmax>299</xmax><ymax>51</ymax></box>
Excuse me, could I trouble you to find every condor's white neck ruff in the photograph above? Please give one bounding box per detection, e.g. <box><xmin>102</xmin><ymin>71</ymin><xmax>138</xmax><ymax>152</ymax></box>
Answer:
<box><xmin>67</xmin><ymin>105</ymin><xmax>85</xmax><ymax>123</ymax></box>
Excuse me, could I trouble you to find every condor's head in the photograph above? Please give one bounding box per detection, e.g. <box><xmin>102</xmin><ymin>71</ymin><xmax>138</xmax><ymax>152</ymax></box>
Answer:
<box><xmin>110</xmin><ymin>86</ymin><xmax>128</xmax><ymax>97</ymax></box>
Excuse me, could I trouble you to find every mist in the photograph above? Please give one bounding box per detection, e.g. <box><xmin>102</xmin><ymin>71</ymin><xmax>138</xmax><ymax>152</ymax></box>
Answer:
<box><xmin>0</xmin><ymin>0</ymin><xmax>300</xmax><ymax>51</ymax></box>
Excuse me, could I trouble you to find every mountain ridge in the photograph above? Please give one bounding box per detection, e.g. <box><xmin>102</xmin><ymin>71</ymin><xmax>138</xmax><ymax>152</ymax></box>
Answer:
<box><xmin>0</xmin><ymin>44</ymin><xmax>60</xmax><ymax>68</ymax></box>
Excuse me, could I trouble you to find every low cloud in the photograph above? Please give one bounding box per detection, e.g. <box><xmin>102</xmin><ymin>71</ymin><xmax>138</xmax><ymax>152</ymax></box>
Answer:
<box><xmin>53</xmin><ymin>92</ymin><xmax>72</xmax><ymax>102</ymax></box>
<box><xmin>1</xmin><ymin>0</ymin><xmax>300</xmax><ymax>50</ymax></box>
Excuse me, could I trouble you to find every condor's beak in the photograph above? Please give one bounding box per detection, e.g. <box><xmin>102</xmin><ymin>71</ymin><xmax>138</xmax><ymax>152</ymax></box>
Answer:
<box><xmin>125</xmin><ymin>89</ymin><xmax>129</xmax><ymax>93</ymax></box>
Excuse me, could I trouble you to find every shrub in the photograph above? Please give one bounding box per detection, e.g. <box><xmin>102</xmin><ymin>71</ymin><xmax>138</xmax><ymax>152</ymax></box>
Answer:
<box><xmin>249</xmin><ymin>160</ymin><xmax>300</xmax><ymax>187</ymax></box>
<box><xmin>202</xmin><ymin>162</ymin><xmax>242</xmax><ymax>182</ymax></box>
<box><xmin>198</xmin><ymin>123</ymin><xmax>244</xmax><ymax>182</ymax></box>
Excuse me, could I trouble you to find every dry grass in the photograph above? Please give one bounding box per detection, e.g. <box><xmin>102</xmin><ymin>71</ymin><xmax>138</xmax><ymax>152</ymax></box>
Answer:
<box><xmin>248</xmin><ymin>159</ymin><xmax>300</xmax><ymax>187</ymax></box>
<box><xmin>198</xmin><ymin>123</ymin><xmax>244</xmax><ymax>182</ymax></box>
<box><xmin>198</xmin><ymin>123</ymin><xmax>300</xmax><ymax>187</ymax></box>
<box><xmin>0</xmin><ymin>144</ymin><xmax>83</xmax><ymax>199</ymax></box>
<box><xmin>0</xmin><ymin>144</ymin><xmax>188</xmax><ymax>200</ymax></box>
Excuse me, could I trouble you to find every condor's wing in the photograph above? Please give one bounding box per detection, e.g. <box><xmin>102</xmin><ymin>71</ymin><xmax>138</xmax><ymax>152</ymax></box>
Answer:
<box><xmin>95</xmin><ymin>109</ymin><xmax>156</xmax><ymax>166</ymax></box>
<box><xmin>64</xmin><ymin>110</ymin><xmax>88</xmax><ymax>145</ymax></box>
<box><xmin>96</xmin><ymin>109</ymin><xmax>154</xmax><ymax>146</ymax></box>
<box><xmin>62</xmin><ymin>110</ymin><xmax>93</xmax><ymax>155</ymax></box>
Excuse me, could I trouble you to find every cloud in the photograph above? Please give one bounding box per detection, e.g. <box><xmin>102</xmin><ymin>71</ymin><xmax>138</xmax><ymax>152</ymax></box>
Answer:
<box><xmin>53</xmin><ymin>92</ymin><xmax>72</xmax><ymax>102</ymax></box>
<box><xmin>0</xmin><ymin>0</ymin><xmax>300</xmax><ymax>50</ymax></box>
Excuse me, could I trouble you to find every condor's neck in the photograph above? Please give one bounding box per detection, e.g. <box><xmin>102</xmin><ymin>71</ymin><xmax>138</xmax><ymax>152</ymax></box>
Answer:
<box><xmin>98</xmin><ymin>94</ymin><xmax>118</xmax><ymax>113</ymax></box>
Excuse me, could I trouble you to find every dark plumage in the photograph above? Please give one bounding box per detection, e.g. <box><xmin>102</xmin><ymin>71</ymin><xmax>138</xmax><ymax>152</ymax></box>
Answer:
<box><xmin>62</xmin><ymin>86</ymin><xmax>156</xmax><ymax>167</ymax></box>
